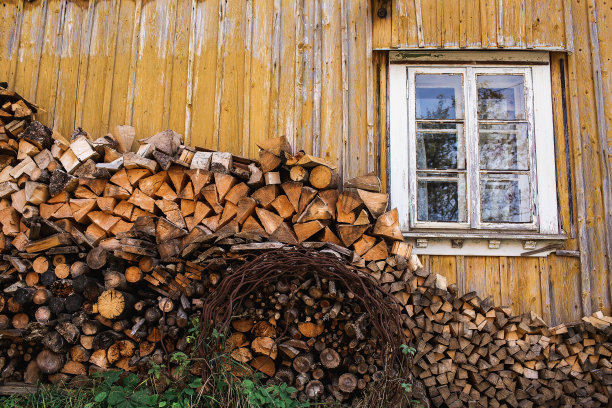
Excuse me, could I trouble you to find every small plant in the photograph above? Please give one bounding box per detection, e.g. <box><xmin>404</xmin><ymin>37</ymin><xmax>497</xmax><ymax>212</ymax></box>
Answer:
<box><xmin>241</xmin><ymin>377</ymin><xmax>308</xmax><ymax>408</ymax></box>
<box><xmin>86</xmin><ymin>371</ymin><xmax>157</xmax><ymax>408</ymax></box>
<box><xmin>400</xmin><ymin>343</ymin><xmax>416</xmax><ymax>356</ymax></box>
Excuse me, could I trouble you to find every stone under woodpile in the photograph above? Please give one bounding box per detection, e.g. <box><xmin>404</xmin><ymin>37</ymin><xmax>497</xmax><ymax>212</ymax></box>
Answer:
<box><xmin>0</xmin><ymin>84</ymin><xmax>611</xmax><ymax>406</ymax></box>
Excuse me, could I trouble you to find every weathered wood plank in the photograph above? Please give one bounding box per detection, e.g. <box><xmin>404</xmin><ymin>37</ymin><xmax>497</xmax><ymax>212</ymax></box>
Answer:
<box><xmin>188</xmin><ymin>0</ymin><xmax>221</xmax><ymax>148</ymax></box>
<box><xmin>248</xmin><ymin>0</ymin><xmax>275</xmax><ymax>158</ymax></box>
<box><xmin>320</xmin><ymin>0</ymin><xmax>343</xmax><ymax>169</ymax></box>
<box><xmin>33</xmin><ymin>0</ymin><xmax>65</xmax><ymax>129</ymax></box>
<box><xmin>52</xmin><ymin>0</ymin><xmax>89</xmax><ymax>136</ymax></box>
<box><xmin>80</xmin><ymin>0</ymin><xmax>120</xmax><ymax>135</ymax></box>
<box><xmin>107</xmin><ymin>0</ymin><xmax>140</xmax><ymax>130</ymax></box>
<box><xmin>166</xmin><ymin>0</ymin><xmax>193</xmax><ymax>135</ymax></box>
<box><xmin>131</xmin><ymin>0</ymin><xmax>177</xmax><ymax>139</ymax></box>
<box><xmin>345</xmin><ymin>0</ymin><xmax>368</xmax><ymax>178</ymax></box>
<box><xmin>1</xmin><ymin>0</ymin><xmax>24</xmax><ymax>84</ymax></box>
<box><xmin>276</xmin><ymin>0</ymin><xmax>298</xmax><ymax>148</ymax></box>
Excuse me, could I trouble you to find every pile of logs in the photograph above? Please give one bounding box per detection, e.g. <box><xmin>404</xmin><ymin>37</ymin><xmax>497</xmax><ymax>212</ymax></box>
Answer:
<box><xmin>0</xmin><ymin>84</ymin><xmax>610</xmax><ymax>407</ymax></box>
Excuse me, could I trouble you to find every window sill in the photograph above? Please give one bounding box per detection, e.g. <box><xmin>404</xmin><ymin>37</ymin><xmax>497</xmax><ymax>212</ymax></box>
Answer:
<box><xmin>402</xmin><ymin>231</ymin><xmax>567</xmax><ymax>241</ymax></box>
<box><xmin>401</xmin><ymin>231</ymin><xmax>567</xmax><ymax>257</ymax></box>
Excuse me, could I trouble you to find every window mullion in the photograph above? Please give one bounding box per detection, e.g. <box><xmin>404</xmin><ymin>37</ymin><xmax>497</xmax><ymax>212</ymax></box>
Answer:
<box><xmin>466</xmin><ymin>67</ymin><xmax>480</xmax><ymax>229</ymax></box>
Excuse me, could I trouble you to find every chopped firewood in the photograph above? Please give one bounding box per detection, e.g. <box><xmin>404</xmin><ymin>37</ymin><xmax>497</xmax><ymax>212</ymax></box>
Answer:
<box><xmin>372</xmin><ymin>209</ymin><xmax>403</xmax><ymax>241</ymax></box>
<box><xmin>337</xmin><ymin>225</ymin><xmax>369</xmax><ymax>247</ymax></box>
<box><xmin>259</xmin><ymin>150</ymin><xmax>282</xmax><ymax>173</ymax></box>
<box><xmin>309</xmin><ymin>165</ymin><xmax>339</xmax><ymax>190</ymax></box>
<box><xmin>296</xmin><ymin>154</ymin><xmax>336</xmax><ymax>170</ymax></box>
<box><xmin>190</xmin><ymin>151</ymin><xmax>212</xmax><ymax>170</ymax></box>
<box><xmin>344</xmin><ymin>172</ymin><xmax>381</xmax><ymax>192</ymax></box>
<box><xmin>289</xmin><ymin>165</ymin><xmax>309</xmax><ymax>183</ymax></box>
<box><xmin>256</xmin><ymin>136</ymin><xmax>292</xmax><ymax>156</ymax></box>
<box><xmin>111</xmin><ymin>125</ymin><xmax>136</xmax><ymax>153</ymax></box>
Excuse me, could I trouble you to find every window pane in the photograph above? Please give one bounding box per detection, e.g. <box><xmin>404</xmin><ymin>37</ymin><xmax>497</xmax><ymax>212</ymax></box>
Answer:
<box><xmin>477</xmin><ymin>75</ymin><xmax>525</xmax><ymax>120</ymax></box>
<box><xmin>416</xmin><ymin>74</ymin><xmax>464</xmax><ymax>119</ymax></box>
<box><xmin>480</xmin><ymin>174</ymin><xmax>531</xmax><ymax>223</ymax></box>
<box><xmin>479</xmin><ymin>123</ymin><xmax>529</xmax><ymax>170</ymax></box>
<box><xmin>417</xmin><ymin>174</ymin><xmax>467</xmax><ymax>222</ymax></box>
<box><xmin>417</xmin><ymin>123</ymin><xmax>465</xmax><ymax>170</ymax></box>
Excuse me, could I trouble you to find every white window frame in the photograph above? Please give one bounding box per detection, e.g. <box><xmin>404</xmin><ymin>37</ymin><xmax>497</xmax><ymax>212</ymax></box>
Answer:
<box><xmin>389</xmin><ymin>56</ymin><xmax>559</xmax><ymax>237</ymax></box>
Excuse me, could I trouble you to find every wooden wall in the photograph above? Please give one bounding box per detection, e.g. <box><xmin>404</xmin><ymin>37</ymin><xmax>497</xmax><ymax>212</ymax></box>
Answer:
<box><xmin>0</xmin><ymin>0</ymin><xmax>610</xmax><ymax>325</ymax></box>
<box><xmin>0</xmin><ymin>0</ymin><xmax>377</xmax><ymax>182</ymax></box>
<box><xmin>371</xmin><ymin>0</ymin><xmax>612</xmax><ymax>325</ymax></box>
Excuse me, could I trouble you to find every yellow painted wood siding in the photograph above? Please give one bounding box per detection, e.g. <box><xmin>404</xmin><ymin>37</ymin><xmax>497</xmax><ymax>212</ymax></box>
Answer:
<box><xmin>371</xmin><ymin>0</ymin><xmax>568</xmax><ymax>49</ymax></box>
<box><xmin>0</xmin><ymin>0</ymin><xmax>376</xmax><ymax>180</ymax></box>
<box><xmin>1</xmin><ymin>0</ymin><xmax>610</xmax><ymax>325</ymax></box>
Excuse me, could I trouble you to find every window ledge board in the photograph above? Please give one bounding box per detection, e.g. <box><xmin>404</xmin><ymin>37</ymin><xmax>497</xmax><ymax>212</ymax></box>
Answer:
<box><xmin>401</xmin><ymin>231</ymin><xmax>567</xmax><ymax>241</ymax></box>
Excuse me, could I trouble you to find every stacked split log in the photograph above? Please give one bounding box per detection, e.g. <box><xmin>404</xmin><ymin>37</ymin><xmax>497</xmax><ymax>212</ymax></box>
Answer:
<box><xmin>0</xmin><ymin>85</ymin><xmax>609</xmax><ymax>406</ymax></box>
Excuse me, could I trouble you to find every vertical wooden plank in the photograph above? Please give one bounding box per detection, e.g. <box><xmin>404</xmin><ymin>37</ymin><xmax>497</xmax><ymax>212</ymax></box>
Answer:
<box><xmin>464</xmin><ymin>256</ymin><xmax>486</xmax><ymax>297</ymax></box>
<box><xmin>290</xmin><ymin>0</ymin><xmax>304</xmax><ymax>151</ymax></box>
<box><xmin>312</xmin><ymin>0</ymin><xmax>322</xmax><ymax>157</ymax></box>
<box><xmin>267</xmin><ymin>0</ymin><xmax>282</xmax><ymax>142</ymax></box>
<box><xmin>530</xmin><ymin>0</ymin><xmax>565</xmax><ymax>49</ymax></box>
<box><xmin>365</xmin><ymin>0</ymin><xmax>374</xmax><ymax>172</ymax></box>
<box><xmin>33</xmin><ymin>0</ymin><xmax>66</xmax><ymax>129</ymax></box>
<box><xmin>479</xmin><ymin>0</ymin><xmax>498</xmax><ymax>47</ymax></box>
<box><xmin>183</xmin><ymin>0</ymin><xmax>196</xmax><ymax>145</ymax></box>
<box><xmin>441</xmin><ymin>0</ymin><xmax>460</xmax><ymax>48</ymax></box>
<box><xmin>459</xmin><ymin>0</ymin><xmax>467</xmax><ymax>48</ymax></box>
<box><xmin>340</xmin><ymin>0</ymin><xmax>349</xmax><ymax>181</ymax></box>
<box><xmin>484</xmin><ymin>257</ymin><xmax>501</xmax><ymax>305</ymax></box>
<box><xmin>52</xmin><ymin>0</ymin><xmax>88</xmax><ymax>137</ymax></box>
<box><xmin>247</xmin><ymin>0</ymin><xmax>274</xmax><ymax>158</ymax></box>
<box><xmin>123</xmin><ymin>0</ymin><xmax>143</xmax><ymax>130</ymax></box>
<box><xmin>166</xmin><ymin>0</ymin><xmax>193</xmax><ymax>136</ymax></box>
<box><xmin>420</xmin><ymin>255</ymin><xmax>431</xmax><ymax>273</ymax></box>
<box><xmin>276</xmin><ymin>0</ymin><xmax>297</xmax><ymax>147</ymax></box>
<box><xmin>414</xmin><ymin>0</ymin><xmax>424</xmax><ymax>47</ymax></box>
<box><xmin>566</xmin><ymin>0</ymin><xmax>609</xmax><ymax>315</ymax></box>
<box><xmin>99</xmin><ymin>0</ymin><xmax>121</xmax><ymax>135</ymax></box>
<box><xmin>241</xmin><ymin>0</ymin><xmax>253</xmax><ymax>154</ymax></box>
<box><xmin>539</xmin><ymin>257</ymin><xmax>551</xmax><ymax>323</ymax></box>
<box><xmin>506</xmin><ymin>257</ymin><xmax>542</xmax><ymax>316</ymax></box>
<box><xmin>1</xmin><ymin>0</ymin><xmax>25</xmax><ymax>85</ymax></box>
<box><xmin>188</xmin><ymin>0</ymin><xmax>220</xmax><ymax>148</ymax></box>
<box><xmin>297</xmin><ymin>0</ymin><xmax>315</xmax><ymax>154</ymax></box>
<box><xmin>548</xmin><ymin>254</ymin><xmax>582</xmax><ymax>324</ymax></box>
<box><xmin>500</xmin><ymin>0</ymin><xmax>525</xmax><ymax>48</ymax></box>
<box><xmin>131</xmin><ymin>0</ymin><xmax>177</xmax><ymax>139</ymax></box>
<box><xmin>73</xmin><ymin>0</ymin><xmax>95</xmax><ymax>130</ymax></box>
<box><xmin>430</xmin><ymin>256</ymin><xmax>457</xmax><ymax>287</ymax></box>
<box><xmin>499</xmin><ymin>256</ymin><xmax>509</xmax><ymax>306</ymax></box>
<box><xmin>374</xmin><ymin>51</ymin><xmax>388</xmax><ymax>188</ymax></box>
<box><xmin>456</xmin><ymin>255</ymin><xmax>465</xmax><ymax>296</ymax></box>
<box><xmin>371</xmin><ymin>0</ymin><xmax>392</xmax><ymax>49</ymax></box>
<box><xmin>420</xmin><ymin>0</ymin><xmax>439</xmax><ymax>47</ymax></box>
<box><xmin>524</xmin><ymin>0</ymin><xmax>532</xmax><ymax>47</ymax></box>
<box><xmin>345</xmin><ymin>0</ymin><xmax>368</xmax><ymax>178</ymax></box>
<box><xmin>587</xmin><ymin>0</ymin><xmax>612</xmax><ymax>293</ymax></box>
<box><xmin>218</xmin><ymin>0</ymin><xmax>247</xmax><ymax>154</ymax></box>
<box><xmin>550</xmin><ymin>53</ymin><xmax>577</xmax><ymax>248</ymax></box>
<box><xmin>80</xmin><ymin>0</ymin><xmax>121</xmax><ymax>136</ymax></box>
<box><xmin>13</xmin><ymin>0</ymin><xmax>49</xmax><ymax>101</ymax></box>
<box><xmin>464</xmin><ymin>0</ymin><xmax>482</xmax><ymax>48</ymax></box>
<box><xmin>107</xmin><ymin>0</ymin><xmax>139</xmax><ymax>130</ymax></box>
<box><xmin>320</xmin><ymin>0</ymin><xmax>343</xmax><ymax>167</ymax></box>
<box><xmin>391</xmin><ymin>0</ymin><xmax>418</xmax><ymax>48</ymax></box>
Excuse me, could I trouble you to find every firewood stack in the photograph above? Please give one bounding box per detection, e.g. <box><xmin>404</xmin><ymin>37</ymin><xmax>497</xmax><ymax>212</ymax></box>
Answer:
<box><xmin>0</xmin><ymin>85</ymin><xmax>608</xmax><ymax>406</ymax></box>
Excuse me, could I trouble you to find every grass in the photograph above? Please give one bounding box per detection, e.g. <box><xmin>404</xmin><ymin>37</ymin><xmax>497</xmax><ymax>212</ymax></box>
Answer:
<box><xmin>0</xmin><ymin>384</ymin><xmax>94</xmax><ymax>408</ymax></box>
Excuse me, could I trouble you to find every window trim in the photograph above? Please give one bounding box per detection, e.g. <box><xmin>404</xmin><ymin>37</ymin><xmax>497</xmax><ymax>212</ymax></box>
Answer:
<box><xmin>389</xmin><ymin>57</ymin><xmax>559</xmax><ymax>236</ymax></box>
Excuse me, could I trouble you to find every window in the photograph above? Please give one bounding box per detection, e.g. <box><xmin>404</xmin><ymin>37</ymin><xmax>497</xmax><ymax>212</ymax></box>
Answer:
<box><xmin>389</xmin><ymin>52</ymin><xmax>560</xmax><ymax>240</ymax></box>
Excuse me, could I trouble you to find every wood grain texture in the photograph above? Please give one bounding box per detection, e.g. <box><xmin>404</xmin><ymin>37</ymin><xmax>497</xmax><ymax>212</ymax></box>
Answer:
<box><xmin>1</xmin><ymin>0</ymin><xmax>610</xmax><ymax>324</ymax></box>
